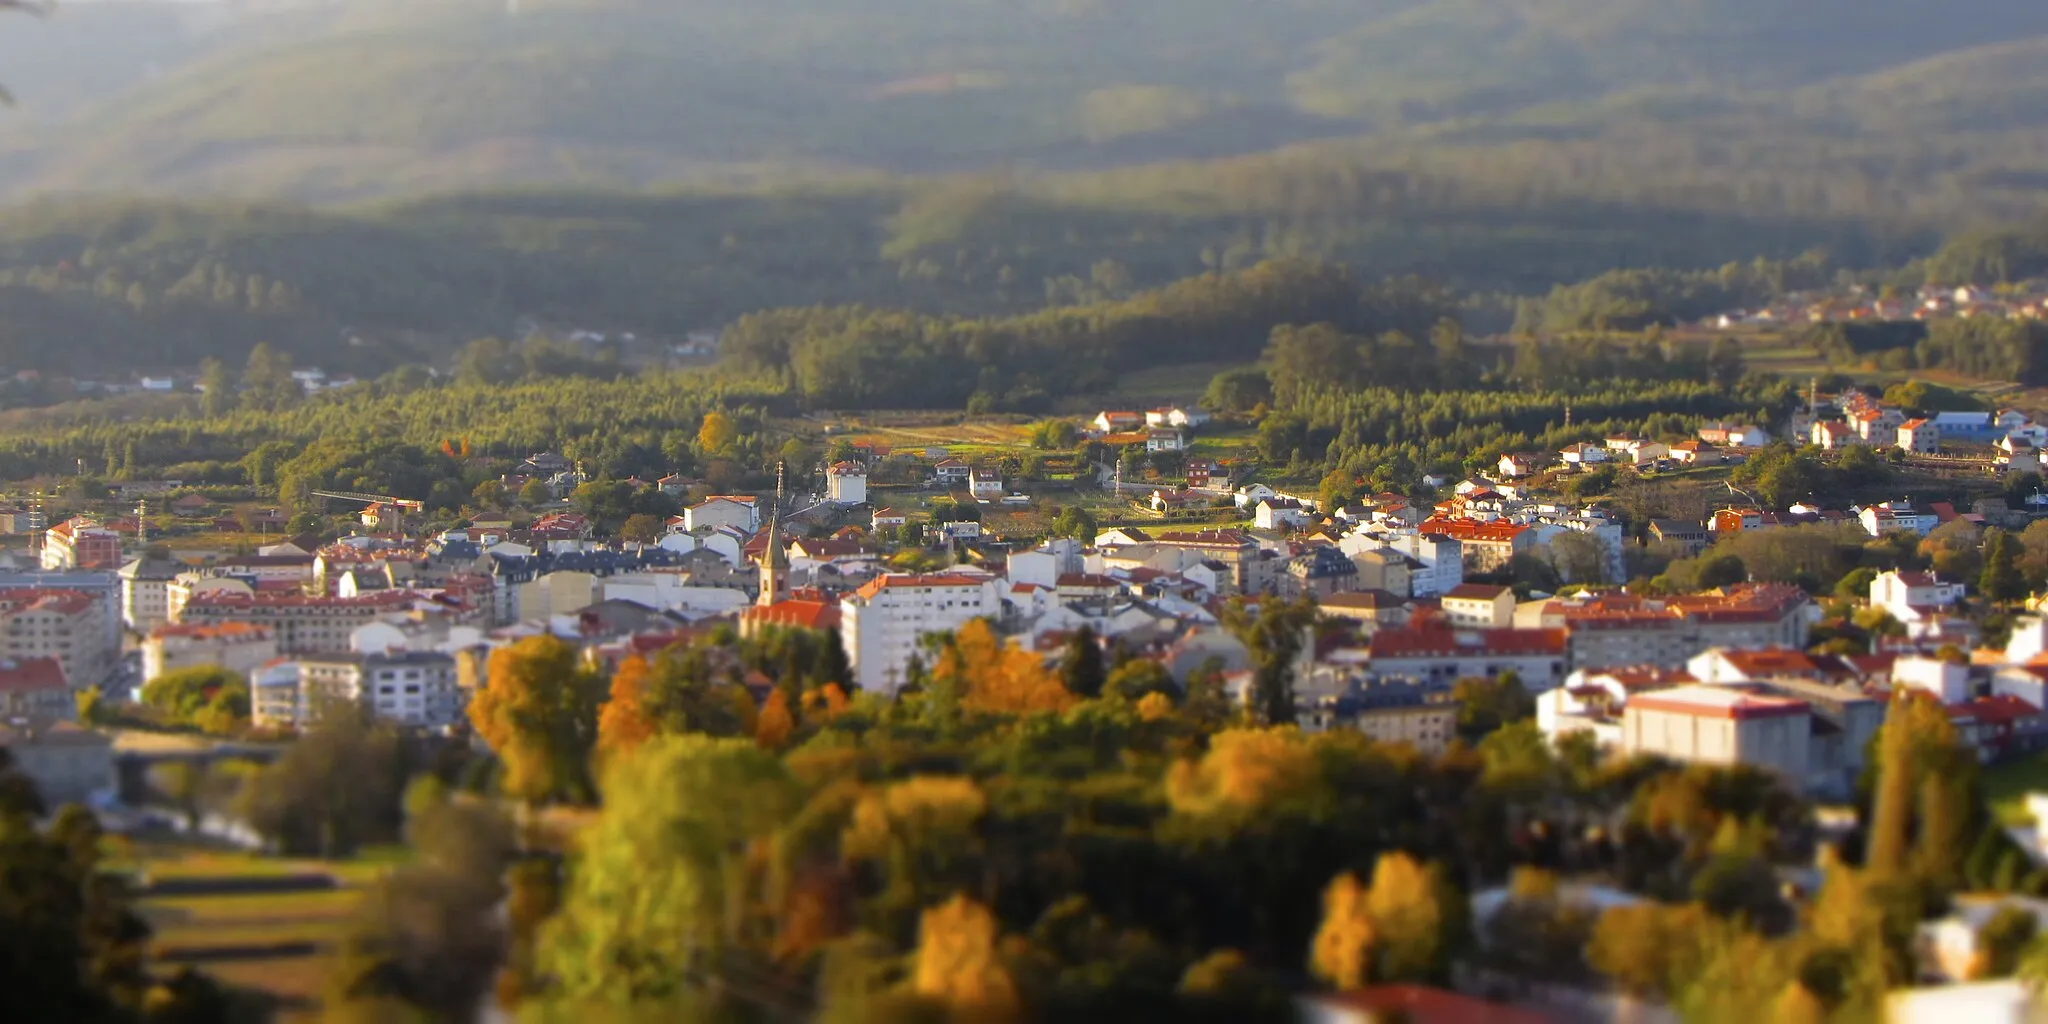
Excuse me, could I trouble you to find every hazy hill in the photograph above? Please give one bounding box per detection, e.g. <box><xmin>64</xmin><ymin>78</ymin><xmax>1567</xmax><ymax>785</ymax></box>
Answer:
<box><xmin>5</xmin><ymin>0</ymin><xmax>2048</xmax><ymax>202</ymax></box>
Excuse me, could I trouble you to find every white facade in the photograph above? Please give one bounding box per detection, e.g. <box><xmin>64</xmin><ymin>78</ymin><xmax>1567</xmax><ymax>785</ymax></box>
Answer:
<box><xmin>839</xmin><ymin>574</ymin><xmax>1003</xmax><ymax>693</ymax></box>
<box><xmin>297</xmin><ymin>651</ymin><xmax>464</xmax><ymax>729</ymax></box>
<box><xmin>1379</xmin><ymin>533</ymin><xmax>1464</xmax><ymax>598</ymax></box>
<box><xmin>1622</xmin><ymin>685</ymin><xmax>1812</xmax><ymax>783</ymax></box>
<box><xmin>684</xmin><ymin>497</ymin><xmax>760</xmax><ymax>533</ymax></box>
<box><xmin>1870</xmin><ymin>570</ymin><xmax>1966</xmax><ymax>620</ymax></box>
<box><xmin>826</xmin><ymin>463</ymin><xmax>868</xmax><ymax>505</ymax></box>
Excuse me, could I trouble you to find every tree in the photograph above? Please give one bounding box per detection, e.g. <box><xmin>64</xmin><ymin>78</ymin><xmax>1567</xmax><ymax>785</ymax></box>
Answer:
<box><xmin>1029</xmin><ymin>420</ymin><xmax>1079</xmax><ymax>450</ymax></box>
<box><xmin>1225</xmin><ymin>594</ymin><xmax>1317</xmax><ymax>726</ymax></box>
<box><xmin>1983</xmin><ymin>528</ymin><xmax>2027</xmax><ymax>604</ymax></box>
<box><xmin>1973</xmin><ymin>906</ymin><xmax>2038</xmax><ymax>979</ymax></box>
<box><xmin>241</xmin><ymin>341</ymin><xmax>299</xmax><ymax>412</ymax></box>
<box><xmin>1310</xmin><ymin>872</ymin><xmax>1375</xmax><ymax>990</ymax></box>
<box><xmin>1202</xmin><ymin>367</ymin><xmax>1272</xmax><ymax>415</ymax></box>
<box><xmin>620</xmin><ymin>513</ymin><xmax>664</xmax><ymax>544</ymax></box>
<box><xmin>697</xmin><ymin>410</ymin><xmax>739</xmax><ymax>456</ymax></box>
<box><xmin>468</xmin><ymin>635</ymin><xmax>606</xmax><ymax>806</ymax></box>
<box><xmin>1058</xmin><ymin>626</ymin><xmax>1107</xmax><ymax>699</ymax></box>
<box><xmin>471</xmin><ymin>479</ymin><xmax>508</xmax><ymax>509</ymax></box>
<box><xmin>912</xmin><ymin>895</ymin><xmax>1019</xmax><ymax>1020</ymax></box>
<box><xmin>1587</xmin><ymin>902</ymin><xmax>1715</xmax><ymax>999</ymax></box>
<box><xmin>755</xmin><ymin>688</ymin><xmax>795</xmax><ymax>750</ymax></box>
<box><xmin>537</xmin><ymin>736</ymin><xmax>798</xmax><ymax>1006</ymax></box>
<box><xmin>140</xmin><ymin>665</ymin><xmax>248</xmax><ymax>732</ymax></box>
<box><xmin>1106</xmin><ymin>659</ymin><xmax>1175</xmax><ymax>701</ymax></box>
<box><xmin>238</xmin><ymin>705</ymin><xmax>404</xmax><ymax>857</ymax></box>
<box><xmin>1051</xmin><ymin>506</ymin><xmax>1097</xmax><ymax>541</ymax></box>
<box><xmin>197</xmin><ymin>357</ymin><xmax>234</xmax><ymax>418</ymax></box>
<box><xmin>1364</xmin><ymin>852</ymin><xmax>1463</xmax><ymax>984</ymax></box>
<box><xmin>937</xmin><ymin>619</ymin><xmax>1076</xmax><ymax>715</ymax></box>
<box><xmin>1867</xmin><ymin>692</ymin><xmax>1973</xmax><ymax>881</ymax></box>
<box><xmin>596</xmin><ymin>654</ymin><xmax>658</xmax><ymax>760</ymax></box>
<box><xmin>1546</xmin><ymin>530</ymin><xmax>1610</xmax><ymax>584</ymax></box>
<box><xmin>519</xmin><ymin>477</ymin><xmax>554</xmax><ymax>507</ymax></box>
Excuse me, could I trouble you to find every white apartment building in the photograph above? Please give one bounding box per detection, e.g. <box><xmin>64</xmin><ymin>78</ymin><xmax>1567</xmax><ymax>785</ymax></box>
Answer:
<box><xmin>0</xmin><ymin>589</ymin><xmax>114</xmax><ymax>690</ymax></box>
<box><xmin>117</xmin><ymin>557</ymin><xmax>182</xmax><ymax>633</ymax></box>
<box><xmin>683</xmin><ymin>496</ymin><xmax>760</xmax><ymax>533</ymax></box>
<box><xmin>1342</xmin><ymin>531</ymin><xmax>1463</xmax><ymax>598</ymax></box>
<box><xmin>826</xmin><ymin>462</ymin><xmax>868</xmax><ymax>505</ymax></box>
<box><xmin>839</xmin><ymin>573</ymin><xmax>1003</xmax><ymax>693</ymax></box>
<box><xmin>142</xmin><ymin>623</ymin><xmax>279</xmax><ymax>685</ymax></box>
<box><xmin>295</xmin><ymin>651</ymin><xmax>464</xmax><ymax>729</ymax></box>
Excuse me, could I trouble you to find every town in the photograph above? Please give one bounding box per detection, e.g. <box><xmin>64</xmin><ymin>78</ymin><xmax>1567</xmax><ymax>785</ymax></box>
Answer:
<box><xmin>9</xmin><ymin>372</ymin><xmax>2048</xmax><ymax>1018</ymax></box>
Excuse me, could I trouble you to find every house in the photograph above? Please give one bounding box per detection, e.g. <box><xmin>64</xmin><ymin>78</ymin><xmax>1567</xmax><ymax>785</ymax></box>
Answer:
<box><xmin>170</xmin><ymin>494</ymin><xmax>213</xmax><ymax>517</ymax></box>
<box><xmin>932</xmin><ymin>458</ymin><xmax>973</xmax><ymax>485</ymax></box>
<box><xmin>1811</xmin><ymin>420</ymin><xmax>1861</xmax><ymax>449</ymax></box>
<box><xmin>1317</xmin><ymin>590</ymin><xmax>1411</xmax><ymax>631</ymax></box>
<box><xmin>1364</xmin><ymin>627</ymin><xmax>1571</xmax><ymax>690</ymax></box>
<box><xmin>1287</xmin><ymin>546</ymin><xmax>1360</xmax><ymax>599</ymax></box>
<box><xmin>871</xmin><ymin>507</ymin><xmax>907</xmax><ymax>531</ymax></box>
<box><xmin>684</xmin><ymin>496</ymin><xmax>760</xmax><ymax>533</ymax></box>
<box><xmin>1441</xmin><ymin>583</ymin><xmax>1514</xmax><ymax>629</ymax></box>
<box><xmin>1349</xmin><ymin>547</ymin><xmax>1418</xmax><ymax>598</ymax></box>
<box><xmin>1418</xmin><ymin>518</ymin><xmax>1533</xmax><ymax>573</ymax></box>
<box><xmin>1497</xmin><ymin>453</ymin><xmax>1543</xmax><ymax>479</ymax></box>
<box><xmin>1184</xmin><ymin>458</ymin><xmax>1229</xmax><ymax>491</ymax></box>
<box><xmin>1254</xmin><ymin>498</ymin><xmax>1314</xmax><ymax>531</ymax></box>
<box><xmin>1648</xmin><ymin>518</ymin><xmax>1710</xmax><ymax>556</ymax></box>
<box><xmin>1233</xmin><ymin>483</ymin><xmax>1279</xmax><ymax>508</ymax></box>
<box><xmin>1859</xmin><ymin>501</ymin><xmax>1940</xmax><ymax>538</ymax></box>
<box><xmin>969</xmin><ymin>468</ymin><xmax>1004</xmax><ymax>501</ymax></box>
<box><xmin>1709</xmin><ymin>507</ymin><xmax>1779</xmax><ymax>533</ymax></box>
<box><xmin>1898</xmin><ymin>418</ymin><xmax>1941</xmax><ymax>453</ymax></box>
<box><xmin>1144</xmin><ymin>405</ymin><xmax>1211</xmax><ymax>429</ymax></box>
<box><xmin>825</xmin><ymin>462</ymin><xmax>867</xmax><ymax>505</ymax></box>
<box><xmin>1350</xmin><ymin>704</ymin><xmax>1460</xmax><ymax>758</ymax></box>
<box><xmin>1559</xmin><ymin>443</ymin><xmax>1610</xmax><ymax>468</ymax></box>
<box><xmin>1667</xmin><ymin>440</ymin><xmax>1721</xmax><ymax>466</ymax></box>
<box><xmin>1699</xmin><ymin>422</ymin><xmax>1770</xmax><ymax>447</ymax></box>
<box><xmin>1090</xmin><ymin>410</ymin><xmax>1145</xmax><ymax>434</ymax></box>
<box><xmin>1870</xmin><ymin>570</ymin><xmax>1966</xmax><ymax>621</ymax></box>
<box><xmin>2000</xmin><ymin>435</ymin><xmax>2042</xmax><ymax>474</ymax></box>
<box><xmin>1144</xmin><ymin>429</ymin><xmax>1185</xmax><ymax>453</ymax></box>
<box><xmin>43</xmin><ymin>518</ymin><xmax>122</xmax><ymax>571</ymax></box>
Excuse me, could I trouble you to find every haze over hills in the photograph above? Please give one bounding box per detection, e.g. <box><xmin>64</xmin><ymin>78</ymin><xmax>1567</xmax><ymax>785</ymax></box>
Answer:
<box><xmin>4</xmin><ymin>0</ymin><xmax>2048</xmax><ymax>203</ymax></box>
<box><xmin>0</xmin><ymin>0</ymin><xmax>2043</xmax><ymax>377</ymax></box>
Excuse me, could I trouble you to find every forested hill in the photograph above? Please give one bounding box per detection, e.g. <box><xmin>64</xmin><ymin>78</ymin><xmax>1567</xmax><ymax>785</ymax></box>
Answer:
<box><xmin>5</xmin><ymin>0</ymin><xmax>2048</xmax><ymax>208</ymax></box>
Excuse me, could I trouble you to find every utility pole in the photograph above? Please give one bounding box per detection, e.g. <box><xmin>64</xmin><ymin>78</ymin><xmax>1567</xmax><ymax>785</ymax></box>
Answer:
<box><xmin>135</xmin><ymin>498</ymin><xmax>148</xmax><ymax>547</ymax></box>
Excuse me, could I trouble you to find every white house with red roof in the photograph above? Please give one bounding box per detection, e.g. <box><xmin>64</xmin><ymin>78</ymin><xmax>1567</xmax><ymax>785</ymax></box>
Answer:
<box><xmin>0</xmin><ymin>657</ymin><xmax>71</xmax><ymax>721</ymax></box>
<box><xmin>1870</xmin><ymin>569</ymin><xmax>1966</xmax><ymax>623</ymax></box>
<box><xmin>1623</xmin><ymin>684</ymin><xmax>1813</xmax><ymax>782</ymax></box>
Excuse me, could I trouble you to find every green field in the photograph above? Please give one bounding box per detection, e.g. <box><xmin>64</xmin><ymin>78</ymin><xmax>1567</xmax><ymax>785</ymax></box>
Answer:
<box><xmin>1984</xmin><ymin>753</ymin><xmax>2048</xmax><ymax>826</ymax></box>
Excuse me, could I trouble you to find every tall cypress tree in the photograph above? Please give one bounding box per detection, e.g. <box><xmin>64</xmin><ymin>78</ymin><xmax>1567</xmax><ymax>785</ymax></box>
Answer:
<box><xmin>1059</xmin><ymin>625</ymin><xmax>1106</xmax><ymax>699</ymax></box>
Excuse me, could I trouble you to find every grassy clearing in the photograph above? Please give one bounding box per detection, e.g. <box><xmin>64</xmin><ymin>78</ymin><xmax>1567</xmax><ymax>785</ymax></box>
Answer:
<box><xmin>1983</xmin><ymin>753</ymin><xmax>2048</xmax><ymax>826</ymax></box>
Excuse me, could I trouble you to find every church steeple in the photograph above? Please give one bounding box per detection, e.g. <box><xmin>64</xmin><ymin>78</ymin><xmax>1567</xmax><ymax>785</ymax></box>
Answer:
<box><xmin>758</xmin><ymin>462</ymin><xmax>789</xmax><ymax>606</ymax></box>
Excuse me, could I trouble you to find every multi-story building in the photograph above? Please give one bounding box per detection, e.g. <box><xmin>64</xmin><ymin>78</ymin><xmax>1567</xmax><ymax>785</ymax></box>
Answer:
<box><xmin>1380</xmin><ymin>533</ymin><xmax>1464</xmax><ymax>597</ymax></box>
<box><xmin>839</xmin><ymin>573</ymin><xmax>1003</xmax><ymax>693</ymax></box>
<box><xmin>174</xmin><ymin>590</ymin><xmax>418</xmax><ymax>655</ymax></box>
<box><xmin>1440</xmin><ymin>584</ymin><xmax>1514</xmax><ymax>628</ymax></box>
<box><xmin>1418</xmin><ymin>518</ymin><xmax>1533</xmax><ymax>574</ymax></box>
<box><xmin>0</xmin><ymin>589</ymin><xmax>114</xmax><ymax>690</ymax></box>
<box><xmin>1350</xmin><ymin>702</ymin><xmax>1460</xmax><ymax>757</ymax></box>
<box><xmin>1155</xmin><ymin>530</ymin><xmax>1259</xmax><ymax>595</ymax></box>
<box><xmin>1286</xmin><ymin>546</ymin><xmax>1360</xmax><ymax>599</ymax></box>
<box><xmin>42</xmin><ymin>517</ymin><xmax>122</xmax><ymax>571</ymax></box>
<box><xmin>1623</xmin><ymin>684</ymin><xmax>1813</xmax><ymax>785</ymax></box>
<box><xmin>826</xmin><ymin>462</ymin><xmax>868</xmax><ymax>505</ymax></box>
<box><xmin>0</xmin><ymin>656</ymin><xmax>73</xmax><ymax>721</ymax></box>
<box><xmin>294</xmin><ymin>650</ymin><xmax>464</xmax><ymax>729</ymax></box>
<box><xmin>1363</xmin><ymin>627</ymin><xmax>1570</xmax><ymax>690</ymax></box>
<box><xmin>1550</xmin><ymin>585</ymin><xmax>1811</xmax><ymax>670</ymax></box>
<box><xmin>142</xmin><ymin>623</ymin><xmax>279</xmax><ymax>685</ymax></box>
<box><xmin>117</xmin><ymin>556</ymin><xmax>182</xmax><ymax>633</ymax></box>
<box><xmin>0</xmin><ymin>721</ymin><xmax>113</xmax><ymax>804</ymax></box>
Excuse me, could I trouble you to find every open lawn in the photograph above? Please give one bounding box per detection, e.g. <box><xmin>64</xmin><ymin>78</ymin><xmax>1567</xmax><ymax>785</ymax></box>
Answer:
<box><xmin>117</xmin><ymin>838</ymin><xmax>403</xmax><ymax>1018</ymax></box>
<box><xmin>1984</xmin><ymin>753</ymin><xmax>2048</xmax><ymax>826</ymax></box>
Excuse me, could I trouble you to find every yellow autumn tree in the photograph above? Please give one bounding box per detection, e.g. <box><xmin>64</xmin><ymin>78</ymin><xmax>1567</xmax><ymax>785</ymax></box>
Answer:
<box><xmin>756</xmin><ymin>688</ymin><xmax>796</xmax><ymax>750</ymax></box>
<box><xmin>1310</xmin><ymin>871</ymin><xmax>1376</xmax><ymax>990</ymax></box>
<box><xmin>1135</xmin><ymin>691</ymin><xmax>1175</xmax><ymax>722</ymax></box>
<box><xmin>1165</xmin><ymin>726</ymin><xmax>1317</xmax><ymax>818</ymax></box>
<box><xmin>697</xmin><ymin>410</ymin><xmax>738</xmax><ymax>455</ymax></box>
<box><xmin>468</xmin><ymin>634</ymin><xmax>605</xmax><ymax>805</ymax></box>
<box><xmin>1364</xmin><ymin>851</ymin><xmax>1457</xmax><ymax>983</ymax></box>
<box><xmin>940</xmin><ymin>619</ymin><xmax>1076</xmax><ymax>715</ymax></box>
<box><xmin>595</xmin><ymin>654</ymin><xmax>656</xmax><ymax>759</ymax></box>
<box><xmin>912</xmin><ymin>894</ymin><xmax>1018</xmax><ymax>1021</ymax></box>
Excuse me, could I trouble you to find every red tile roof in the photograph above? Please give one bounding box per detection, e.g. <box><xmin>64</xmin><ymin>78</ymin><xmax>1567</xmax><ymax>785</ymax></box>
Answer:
<box><xmin>742</xmin><ymin>599</ymin><xmax>842</xmax><ymax>632</ymax></box>
<box><xmin>1369</xmin><ymin>628</ymin><xmax>1568</xmax><ymax>659</ymax></box>
<box><xmin>852</xmin><ymin>573</ymin><xmax>987</xmax><ymax>600</ymax></box>
<box><xmin>0</xmin><ymin>657</ymin><xmax>66</xmax><ymax>694</ymax></box>
<box><xmin>1444</xmin><ymin>583</ymin><xmax>1510</xmax><ymax>601</ymax></box>
<box><xmin>1307</xmin><ymin>986</ymin><xmax>1557</xmax><ymax>1024</ymax></box>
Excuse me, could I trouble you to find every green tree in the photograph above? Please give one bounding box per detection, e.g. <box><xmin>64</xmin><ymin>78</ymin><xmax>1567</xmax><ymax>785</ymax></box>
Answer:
<box><xmin>197</xmin><ymin>357</ymin><xmax>234</xmax><ymax>418</ymax></box>
<box><xmin>1225</xmin><ymin>594</ymin><xmax>1317</xmax><ymax>726</ymax></box>
<box><xmin>1058</xmin><ymin>625</ymin><xmax>1107</xmax><ymax>700</ymax></box>
<box><xmin>519</xmin><ymin>478</ymin><xmax>554</xmax><ymax>507</ymax></box>
<box><xmin>1983</xmin><ymin>528</ymin><xmax>2027</xmax><ymax>604</ymax></box>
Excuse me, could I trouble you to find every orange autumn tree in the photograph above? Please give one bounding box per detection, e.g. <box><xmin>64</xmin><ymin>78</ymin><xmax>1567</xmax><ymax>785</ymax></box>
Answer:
<box><xmin>756</xmin><ymin>688</ymin><xmax>796</xmax><ymax>750</ymax></box>
<box><xmin>596</xmin><ymin>654</ymin><xmax>657</xmax><ymax>758</ymax></box>
<box><xmin>939</xmin><ymin>619</ymin><xmax>1076</xmax><ymax>715</ymax></box>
